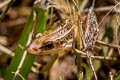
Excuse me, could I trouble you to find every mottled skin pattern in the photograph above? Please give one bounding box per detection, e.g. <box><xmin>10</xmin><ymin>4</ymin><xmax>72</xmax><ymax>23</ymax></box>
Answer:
<box><xmin>27</xmin><ymin>19</ymin><xmax>75</xmax><ymax>55</ymax></box>
<box><xmin>83</xmin><ymin>8</ymin><xmax>99</xmax><ymax>51</ymax></box>
<box><xmin>27</xmin><ymin>11</ymin><xmax>99</xmax><ymax>55</ymax></box>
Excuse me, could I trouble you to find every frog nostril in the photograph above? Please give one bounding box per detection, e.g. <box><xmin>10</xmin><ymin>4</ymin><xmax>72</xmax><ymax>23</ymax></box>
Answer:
<box><xmin>32</xmin><ymin>47</ymin><xmax>38</xmax><ymax>51</ymax></box>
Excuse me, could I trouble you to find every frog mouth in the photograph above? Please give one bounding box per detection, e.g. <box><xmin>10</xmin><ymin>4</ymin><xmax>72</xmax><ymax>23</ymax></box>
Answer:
<box><xmin>27</xmin><ymin>42</ymin><xmax>42</xmax><ymax>55</ymax></box>
<box><xmin>27</xmin><ymin>47</ymin><xmax>42</xmax><ymax>55</ymax></box>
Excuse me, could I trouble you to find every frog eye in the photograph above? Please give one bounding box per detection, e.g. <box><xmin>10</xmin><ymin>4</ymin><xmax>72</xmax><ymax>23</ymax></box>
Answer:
<box><xmin>33</xmin><ymin>33</ymin><xmax>42</xmax><ymax>39</ymax></box>
<box><xmin>44</xmin><ymin>41</ymin><xmax>54</xmax><ymax>49</ymax></box>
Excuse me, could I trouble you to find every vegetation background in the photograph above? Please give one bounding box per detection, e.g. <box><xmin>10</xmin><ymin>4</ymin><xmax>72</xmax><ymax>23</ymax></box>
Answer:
<box><xmin>0</xmin><ymin>0</ymin><xmax>120</xmax><ymax>80</ymax></box>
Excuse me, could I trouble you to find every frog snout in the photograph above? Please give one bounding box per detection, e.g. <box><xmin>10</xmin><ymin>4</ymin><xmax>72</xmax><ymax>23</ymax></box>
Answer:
<box><xmin>27</xmin><ymin>42</ymin><xmax>42</xmax><ymax>55</ymax></box>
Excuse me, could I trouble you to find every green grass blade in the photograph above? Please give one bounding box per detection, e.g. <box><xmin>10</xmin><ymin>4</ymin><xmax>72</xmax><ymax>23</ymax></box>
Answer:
<box><xmin>5</xmin><ymin>8</ymin><xmax>48</xmax><ymax>80</ymax></box>
<box><xmin>115</xmin><ymin>75</ymin><xmax>120</xmax><ymax>80</ymax></box>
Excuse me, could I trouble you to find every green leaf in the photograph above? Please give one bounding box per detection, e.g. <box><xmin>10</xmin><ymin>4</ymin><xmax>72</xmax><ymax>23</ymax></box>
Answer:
<box><xmin>5</xmin><ymin>8</ymin><xmax>48</xmax><ymax>80</ymax></box>
<box><xmin>115</xmin><ymin>75</ymin><xmax>120</xmax><ymax>80</ymax></box>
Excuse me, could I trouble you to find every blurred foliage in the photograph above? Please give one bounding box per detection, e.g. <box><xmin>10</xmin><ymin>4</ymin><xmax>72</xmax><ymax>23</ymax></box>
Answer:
<box><xmin>0</xmin><ymin>0</ymin><xmax>120</xmax><ymax>80</ymax></box>
<box><xmin>5</xmin><ymin>8</ymin><xmax>48</xmax><ymax>80</ymax></box>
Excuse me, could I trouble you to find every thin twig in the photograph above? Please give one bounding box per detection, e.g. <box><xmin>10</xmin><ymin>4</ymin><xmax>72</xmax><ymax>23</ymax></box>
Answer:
<box><xmin>79</xmin><ymin>0</ymin><xmax>88</xmax><ymax>13</ymax></box>
<box><xmin>109</xmin><ymin>72</ymin><xmax>114</xmax><ymax>80</ymax></box>
<box><xmin>12</xmin><ymin>72</ymin><xmax>25</xmax><ymax>80</ymax></box>
<box><xmin>108</xmin><ymin>48</ymin><xmax>114</xmax><ymax>57</ymax></box>
<box><xmin>113</xmin><ymin>0</ymin><xmax>120</xmax><ymax>56</ymax></box>
<box><xmin>0</xmin><ymin>0</ymin><xmax>16</xmax><ymax>21</ymax></box>
<box><xmin>98</xmin><ymin>2</ymin><xmax>120</xmax><ymax>27</ymax></box>
<box><xmin>80</xmin><ymin>0</ymin><xmax>98</xmax><ymax>79</ymax></box>
<box><xmin>1</xmin><ymin>18</ymin><xmax>27</xmax><ymax>27</ymax></box>
<box><xmin>0</xmin><ymin>44</ymin><xmax>14</xmax><ymax>56</ymax></box>
<box><xmin>96</xmin><ymin>40</ymin><xmax>120</xmax><ymax>49</ymax></box>
<box><xmin>86</xmin><ymin>51</ymin><xmax>98</xmax><ymax>80</ymax></box>
<box><xmin>82</xmin><ymin>6</ymin><xmax>114</xmax><ymax>13</ymax></box>
<box><xmin>115</xmin><ymin>14</ymin><xmax>120</xmax><ymax>56</ymax></box>
<box><xmin>74</xmin><ymin>48</ymin><xmax>117</xmax><ymax>60</ymax></box>
<box><xmin>0</xmin><ymin>0</ymin><xmax>11</xmax><ymax>9</ymax></box>
<box><xmin>81</xmin><ymin>55</ymin><xmax>117</xmax><ymax>60</ymax></box>
<box><xmin>66</xmin><ymin>0</ymin><xmax>72</xmax><ymax>20</ymax></box>
<box><xmin>72</xmin><ymin>0</ymin><xmax>88</xmax><ymax>79</ymax></box>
